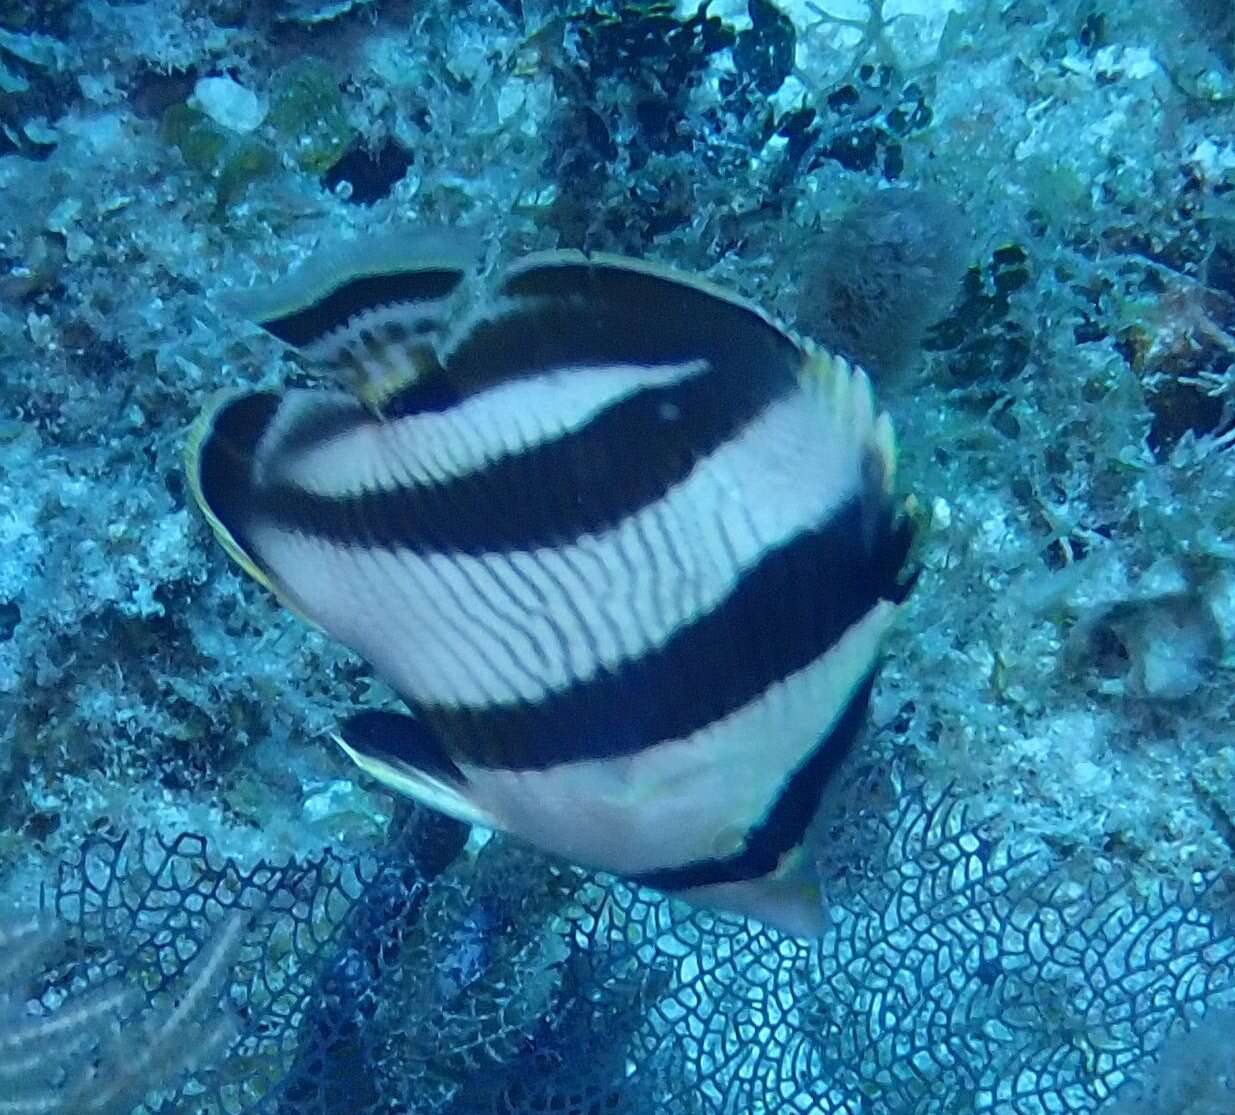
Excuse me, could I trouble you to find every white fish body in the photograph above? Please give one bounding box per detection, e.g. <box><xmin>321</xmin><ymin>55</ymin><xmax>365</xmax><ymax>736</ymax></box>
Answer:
<box><xmin>187</xmin><ymin>241</ymin><xmax>915</xmax><ymax>937</ymax></box>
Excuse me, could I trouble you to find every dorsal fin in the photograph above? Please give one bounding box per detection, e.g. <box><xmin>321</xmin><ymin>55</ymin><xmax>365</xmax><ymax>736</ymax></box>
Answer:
<box><xmin>219</xmin><ymin>228</ymin><xmax>483</xmax><ymax>411</ymax></box>
<box><xmin>396</xmin><ymin>251</ymin><xmax>805</xmax><ymax>411</ymax></box>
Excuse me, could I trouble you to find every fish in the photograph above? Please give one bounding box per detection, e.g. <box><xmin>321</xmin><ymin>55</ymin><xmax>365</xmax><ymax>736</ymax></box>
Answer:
<box><xmin>186</xmin><ymin>235</ymin><xmax>916</xmax><ymax>937</ymax></box>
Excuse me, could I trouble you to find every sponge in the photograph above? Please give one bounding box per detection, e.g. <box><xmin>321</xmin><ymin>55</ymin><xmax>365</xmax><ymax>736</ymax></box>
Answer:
<box><xmin>795</xmin><ymin>187</ymin><xmax>972</xmax><ymax>381</ymax></box>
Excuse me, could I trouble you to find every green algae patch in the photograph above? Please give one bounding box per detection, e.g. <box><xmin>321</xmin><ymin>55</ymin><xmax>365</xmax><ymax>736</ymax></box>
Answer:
<box><xmin>268</xmin><ymin>61</ymin><xmax>352</xmax><ymax>174</ymax></box>
<box><xmin>216</xmin><ymin>136</ymin><xmax>277</xmax><ymax>206</ymax></box>
<box><xmin>161</xmin><ymin>103</ymin><xmax>278</xmax><ymax>208</ymax></box>
<box><xmin>161</xmin><ymin>103</ymin><xmax>228</xmax><ymax>173</ymax></box>
<box><xmin>162</xmin><ymin>65</ymin><xmax>350</xmax><ymax>209</ymax></box>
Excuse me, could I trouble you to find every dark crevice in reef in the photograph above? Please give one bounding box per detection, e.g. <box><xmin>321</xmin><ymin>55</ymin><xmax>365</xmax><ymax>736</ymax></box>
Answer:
<box><xmin>323</xmin><ymin>139</ymin><xmax>415</xmax><ymax>204</ymax></box>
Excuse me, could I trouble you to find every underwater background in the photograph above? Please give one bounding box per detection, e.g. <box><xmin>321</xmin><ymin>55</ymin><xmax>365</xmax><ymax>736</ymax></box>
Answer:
<box><xmin>1</xmin><ymin>0</ymin><xmax>1234</xmax><ymax>1112</ymax></box>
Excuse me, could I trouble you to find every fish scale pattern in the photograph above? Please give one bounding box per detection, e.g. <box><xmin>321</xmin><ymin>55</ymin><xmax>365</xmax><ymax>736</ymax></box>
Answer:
<box><xmin>37</xmin><ymin>786</ymin><xmax>1235</xmax><ymax>1115</ymax></box>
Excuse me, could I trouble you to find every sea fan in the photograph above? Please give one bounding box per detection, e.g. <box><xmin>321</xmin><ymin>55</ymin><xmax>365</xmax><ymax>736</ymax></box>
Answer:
<box><xmin>32</xmin><ymin>783</ymin><xmax>1235</xmax><ymax>1115</ymax></box>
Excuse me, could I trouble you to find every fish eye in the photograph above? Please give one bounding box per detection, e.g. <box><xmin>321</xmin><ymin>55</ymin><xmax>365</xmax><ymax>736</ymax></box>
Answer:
<box><xmin>658</xmin><ymin>402</ymin><xmax>681</xmax><ymax>423</ymax></box>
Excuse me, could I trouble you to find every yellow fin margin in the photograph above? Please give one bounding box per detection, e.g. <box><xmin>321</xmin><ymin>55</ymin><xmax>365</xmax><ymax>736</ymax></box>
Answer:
<box><xmin>800</xmin><ymin>348</ymin><xmax>899</xmax><ymax>496</ymax></box>
<box><xmin>183</xmin><ymin>391</ymin><xmax>319</xmax><ymax>628</ymax></box>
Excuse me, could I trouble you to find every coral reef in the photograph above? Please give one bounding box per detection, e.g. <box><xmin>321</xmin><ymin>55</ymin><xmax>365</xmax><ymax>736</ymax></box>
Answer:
<box><xmin>1</xmin><ymin>0</ymin><xmax>1234</xmax><ymax>1111</ymax></box>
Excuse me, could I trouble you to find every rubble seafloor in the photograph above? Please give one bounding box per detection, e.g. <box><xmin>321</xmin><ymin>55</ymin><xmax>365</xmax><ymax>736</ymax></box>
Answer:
<box><xmin>1</xmin><ymin>1</ymin><xmax>1234</xmax><ymax>1113</ymax></box>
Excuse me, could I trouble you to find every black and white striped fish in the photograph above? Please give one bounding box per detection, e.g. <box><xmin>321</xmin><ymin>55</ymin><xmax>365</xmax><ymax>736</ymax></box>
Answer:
<box><xmin>187</xmin><ymin>237</ymin><xmax>916</xmax><ymax>937</ymax></box>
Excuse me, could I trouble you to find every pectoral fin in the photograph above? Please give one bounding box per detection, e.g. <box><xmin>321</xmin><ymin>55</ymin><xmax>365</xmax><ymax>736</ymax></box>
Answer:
<box><xmin>332</xmin><ymin>710</ymin><xmax>498</xmax><ymax>831</ymax></box>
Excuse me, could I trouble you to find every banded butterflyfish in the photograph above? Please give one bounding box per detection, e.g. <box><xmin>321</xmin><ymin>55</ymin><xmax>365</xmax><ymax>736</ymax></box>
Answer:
<box><xmin>187</xmin><ymin>235</ymin><xmax>916</xmax><ymax>937</ymax></box>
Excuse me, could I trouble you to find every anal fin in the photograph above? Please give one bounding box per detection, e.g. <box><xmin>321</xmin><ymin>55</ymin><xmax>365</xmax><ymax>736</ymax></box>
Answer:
<box><xmin>333</xmin><ymin>710</ymin><xmax>498</xmax><ymax>831</ymax></box>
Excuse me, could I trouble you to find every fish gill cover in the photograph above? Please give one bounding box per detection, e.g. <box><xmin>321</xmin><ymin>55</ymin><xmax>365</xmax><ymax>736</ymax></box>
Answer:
<box><xmin>1</xmin><ymin>1</ymin><xmax>1235</xmax><ymax>1114</ymax></box>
